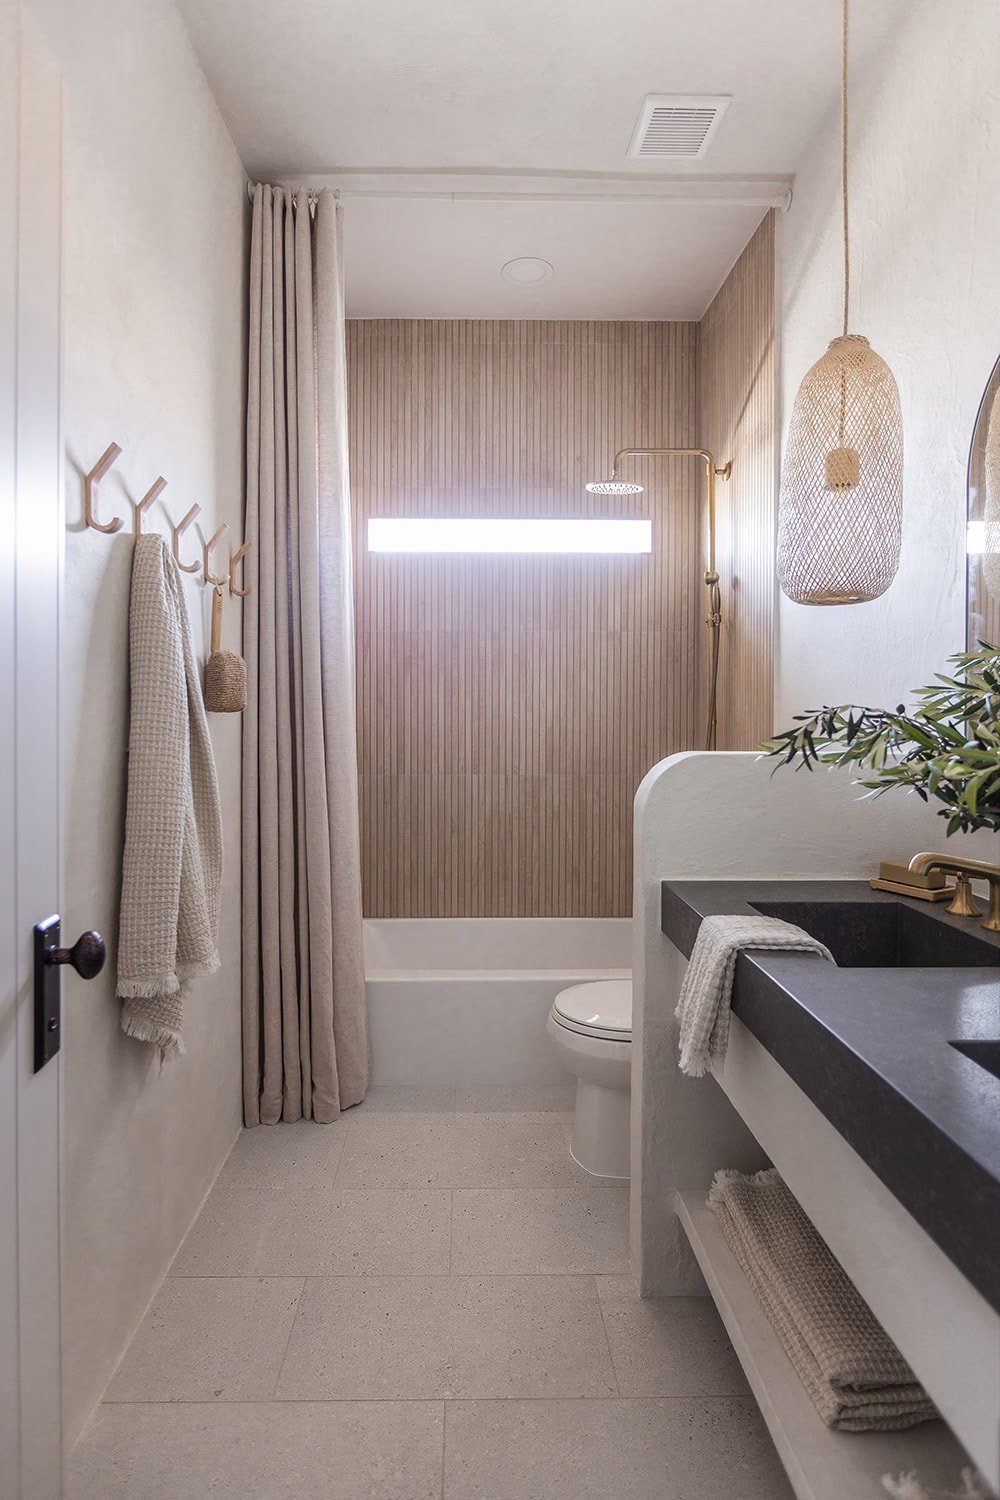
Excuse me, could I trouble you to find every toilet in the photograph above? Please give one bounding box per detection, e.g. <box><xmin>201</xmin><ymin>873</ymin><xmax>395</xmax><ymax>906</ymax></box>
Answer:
<box><xmin>546</xmin><ymin>979</ymin><xmax>632</xmax><ymax>1180</ymax></box>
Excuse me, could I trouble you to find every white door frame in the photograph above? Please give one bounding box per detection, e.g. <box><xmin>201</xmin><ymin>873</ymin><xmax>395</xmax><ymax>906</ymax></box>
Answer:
<box><xmin>1</xmin><ymin>4</ymin><xmax>65</xmax><ymax>1495</ymax></box>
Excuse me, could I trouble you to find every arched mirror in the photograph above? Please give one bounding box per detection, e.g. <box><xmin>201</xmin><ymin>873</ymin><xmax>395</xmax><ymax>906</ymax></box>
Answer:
<box><xmin>967</xmin><ymin>354</ymin><xmax>1000</xmax><ymax>650</ymax></box>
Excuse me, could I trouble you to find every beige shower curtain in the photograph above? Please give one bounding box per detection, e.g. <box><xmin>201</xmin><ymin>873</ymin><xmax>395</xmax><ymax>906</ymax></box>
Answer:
<box><xmin>242</xmin><ymin>185</ymin><xmax>370</xmax><ymax>1125</ymax></box>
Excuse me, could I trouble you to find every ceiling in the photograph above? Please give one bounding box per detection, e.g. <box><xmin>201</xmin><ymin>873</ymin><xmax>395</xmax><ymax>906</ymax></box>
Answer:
<box><xmin>176</xmin><ymin>0</ymin><xmax>911</xmax><ymax>318</ymax></box>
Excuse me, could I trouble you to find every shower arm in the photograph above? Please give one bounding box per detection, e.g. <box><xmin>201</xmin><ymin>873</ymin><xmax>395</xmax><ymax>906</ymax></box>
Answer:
<box><xmin>609</xmin><ymin>448</ymin><xmax>733</xmax><ymax>751</ymax></box>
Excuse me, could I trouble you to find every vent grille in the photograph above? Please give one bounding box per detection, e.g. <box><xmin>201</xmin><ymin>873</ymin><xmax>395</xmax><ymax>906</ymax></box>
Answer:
<box><xmin>627</xmin><ymin>95</ymin><xmax>732</xmax><ymax>160</ymax></box>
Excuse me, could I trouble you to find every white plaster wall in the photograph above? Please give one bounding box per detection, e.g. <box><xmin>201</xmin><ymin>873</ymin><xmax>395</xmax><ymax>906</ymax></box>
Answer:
<box><xmin>776</xmin><ymin>0</ymin><xmax>1000</xmax><ymax>722</ymax></box>
<box><xmin>24</xmin><ymin>0</ymin><xmax>248</xmax><ymax>1447</ymax></box>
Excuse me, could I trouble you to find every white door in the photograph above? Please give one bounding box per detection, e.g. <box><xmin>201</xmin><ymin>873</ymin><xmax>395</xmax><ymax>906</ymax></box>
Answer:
<box><xmin>1</xmin><ymin>4</ymin><xmax>66</xmax><ymax>1496</ymax></box>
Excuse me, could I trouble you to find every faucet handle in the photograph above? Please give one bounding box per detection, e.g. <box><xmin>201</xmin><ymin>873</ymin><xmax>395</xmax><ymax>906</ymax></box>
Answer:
<box><xmin>946</xmin><ymin>873</ymin><xmax>982</xmax><ymax>919</ymax></box>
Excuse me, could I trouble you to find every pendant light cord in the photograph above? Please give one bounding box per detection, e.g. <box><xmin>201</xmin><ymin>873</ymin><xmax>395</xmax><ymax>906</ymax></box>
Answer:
<box><xmin>841</xmin><ymin>0</ymin><xmax>850</xmax><ymax>338</ymax></box>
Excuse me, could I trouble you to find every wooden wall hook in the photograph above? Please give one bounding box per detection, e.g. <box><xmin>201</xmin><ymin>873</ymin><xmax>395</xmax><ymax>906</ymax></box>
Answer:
<box><xmin>229</xmin><ymin>538</ymin><xmax>253</xmax><ymax>598</ymax></box>
<box><xmin>203</xmin><ymin>523</ymin><xmax>230</xmax><ymax>586</ymax></box>
<box><xmin>84</xmin><ymin>443</ymin><xmax>124</xmax><ymax>534</ymax></box>
<box><xmin>134</xmin><ymin>476</ymin><xmax>166</xmax><ymax>537</ymax></box>
<box><xmin>171</xmin><ymin>504</ymin><xmax>201</xmax><ymax>573</ymax></box>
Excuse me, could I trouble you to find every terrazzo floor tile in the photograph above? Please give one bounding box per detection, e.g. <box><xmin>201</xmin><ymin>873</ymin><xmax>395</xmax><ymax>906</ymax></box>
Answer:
<box><xmin>171</xmin><ymin>1187</ymin><xmax>451</xmax><ymax>1276</ymax></box>
<box><xmin>275</xmin><ymin>1274</ymin><xmax>616</xmax><ymax>1400</ymax></box>
<box><xmin>67</xmin><ymin>1401</ymin><xmax>445</xmax><ymax>1500</ymax></box>
<box><xmin>453</xmin><ymin>1083</ymin><xmax>574</xmax><ymax>1114</ymax></box>
<box><xmin>214</xmin><ymin>1118</ymin><xmax>349</xmax><ymax>1191</ymax></box>
<box><xmin>451</xmin><ymin>1185</ymin><xmax>630</xmax><ymax>1274</ymax></box>
<box><xmin>595</xmin><ymin>1277</ymin><xmax>751</xmax><ymax>1396</ymax></box>
<box><xmin>358</xmin><ymin>1085</ymin><xmax>457</xmax><ymax>1113</ymax></box>
<box><xmin>104</xmin><ymin>1278</ymin><xmax>303</xmax><ymax>1403</ymax></box>
<box><xmin>442</xmin><ymin>1397</ymin><xmax>795</xmax><ymax>1500</ymax></box>
<box><xmin>335</xmin><ymin>1112</ymin><xmax>577</xmax><ymax>1188</ymax></box>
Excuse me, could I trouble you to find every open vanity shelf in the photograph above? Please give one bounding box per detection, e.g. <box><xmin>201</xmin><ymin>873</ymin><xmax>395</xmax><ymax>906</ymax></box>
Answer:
<box><xmin>674</xmin><ymin>1192</ymin><xmax>973</xmax><ymax>1500</ymax></box>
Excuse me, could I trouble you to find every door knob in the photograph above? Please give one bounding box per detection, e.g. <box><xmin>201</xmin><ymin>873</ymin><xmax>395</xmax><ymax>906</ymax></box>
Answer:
<box><xmin>33</xmin><ymin>916</ymin><xmax>107</xmax><ymax>1072</ymax></box>
<box><xmin>46</xmin><ymin>930</ymin><xmax>106</xmax><ymax>980</ymax></box>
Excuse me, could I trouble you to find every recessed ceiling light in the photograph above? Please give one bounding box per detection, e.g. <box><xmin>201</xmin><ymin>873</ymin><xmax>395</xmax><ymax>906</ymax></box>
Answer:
<box><xmin>501</xmin><ymin>257</ymin><xmax>554</xmax><ymax>285</ymax></box>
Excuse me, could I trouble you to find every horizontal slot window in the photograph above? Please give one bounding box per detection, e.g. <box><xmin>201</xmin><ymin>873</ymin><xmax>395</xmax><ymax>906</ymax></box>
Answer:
<box><xmin>367</xmin><ymin>517</ymin><xmax>652</xmax><ymax>555</ymax></box>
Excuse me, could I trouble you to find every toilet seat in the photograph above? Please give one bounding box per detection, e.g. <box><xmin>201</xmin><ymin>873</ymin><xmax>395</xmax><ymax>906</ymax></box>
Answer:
<box><xmin>551</xmin><ymin>980</ymin><xmax>632</xmax><ymax>1043</ymax></box>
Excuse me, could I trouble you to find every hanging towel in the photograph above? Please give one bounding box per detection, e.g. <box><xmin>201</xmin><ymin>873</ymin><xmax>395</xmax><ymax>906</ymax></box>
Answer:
<box><xmin>675</xmin><ymin>913</ymin><xmax>834</xmax><ymax>1076</ymax></box>
<box><xmin>710</xmin><ymin>1168</ymin><xmax>938</xmax><ymax>1432</ymax></box>
<box><xmin>117</xmin><ymin>534</ymin><xmax>223</xmax><ymax>1060</ymax></box>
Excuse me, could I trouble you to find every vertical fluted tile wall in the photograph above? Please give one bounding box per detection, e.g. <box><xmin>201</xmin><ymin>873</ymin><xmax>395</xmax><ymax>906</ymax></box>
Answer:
<box><xmin>347</xmin><ymin>320</ymin><xmax>702</xmax><ymax>916</ymax></box>
<box><xmin>699</xmin><ymin>213</ymin><xmax>777</xmax><ymax>749</ymax></box>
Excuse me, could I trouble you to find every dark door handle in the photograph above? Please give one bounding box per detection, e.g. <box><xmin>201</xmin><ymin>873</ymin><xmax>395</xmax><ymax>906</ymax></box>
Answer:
<box><xmin>47</xmin><ymin>930</ymin><xmax>106</xmax><ymax>980</ymax></box>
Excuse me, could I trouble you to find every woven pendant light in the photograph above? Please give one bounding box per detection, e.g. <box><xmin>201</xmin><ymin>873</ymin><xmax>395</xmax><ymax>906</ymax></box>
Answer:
<box><xmin>777</xmin><ymin>0</ymin><xmax>904</xmax><ymax>606</ymax></box>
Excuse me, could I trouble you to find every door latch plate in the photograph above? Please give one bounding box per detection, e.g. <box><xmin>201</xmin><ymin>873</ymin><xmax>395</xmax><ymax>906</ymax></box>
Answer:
<box><xmin>34</xmin><ymin>914</ymin><xmax>61</xmax><ymax>1072</ymax></box>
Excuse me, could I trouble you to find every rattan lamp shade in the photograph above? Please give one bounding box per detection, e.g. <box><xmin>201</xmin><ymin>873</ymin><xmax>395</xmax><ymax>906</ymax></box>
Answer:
<box><xmin>777</xmin><ymin>334</ymin><xmax>903</xmax><ymax>605</ymax></box>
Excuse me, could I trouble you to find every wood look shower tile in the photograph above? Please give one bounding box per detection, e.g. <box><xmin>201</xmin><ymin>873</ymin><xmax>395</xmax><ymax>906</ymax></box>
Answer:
<box><xmin>104</xmin><ymin>1278</ymin><xmax>303</xmax><ymax>1403</ymax></box>
<box><xmin>275</xmin><ymin>1275</ymin><xmax>616</xmax><ymax>1400</ymax></box>
<box><xmin>67</xmin><ymin>1400</ymin><xmax>445</xmax><ymax>1500</ymax></box>
<box><xmin>335</xmin><ymin>1112</ymin><xmax>577</xmax><ymax>1188</ymax></box>
<box><xmin>451</xmin><ymin>1186</ymin><xmax>630</xmax><ymax>1274</ymax></box>
<box><xmin>171</xmin><ymin>1188</ymin><xmax>451</xmax><ymax>1277</ymax></box>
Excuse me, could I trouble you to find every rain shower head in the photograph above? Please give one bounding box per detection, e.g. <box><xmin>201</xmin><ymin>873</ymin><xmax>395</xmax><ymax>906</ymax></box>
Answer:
<box><xmin>585</xmin><ymin>478</ymin><xmax>644</xmax><ymax>495</ymax></box>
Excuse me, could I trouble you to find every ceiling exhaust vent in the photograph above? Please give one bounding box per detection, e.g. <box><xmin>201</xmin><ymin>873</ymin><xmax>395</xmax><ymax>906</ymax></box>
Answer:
<box><xmin>627</xmin><ymin>94</ymin><xmax>732</xmax><ymax>160</ymax></box>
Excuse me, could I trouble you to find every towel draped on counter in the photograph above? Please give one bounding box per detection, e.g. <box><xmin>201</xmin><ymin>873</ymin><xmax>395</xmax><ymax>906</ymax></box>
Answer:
<box><xmin>675</xmin><ymin>912</ymin><xmax>834</xmax><ymax>1077</ymax></box>
<box><xmin>710</xmin><ymin>1168</ymin><xmax>938</xmax><ymax>1432</ymax></box>
<box><xmin>117</xmin><ymin>534</ymin><xmax>223</xmax><ymax>1060</ymax></box>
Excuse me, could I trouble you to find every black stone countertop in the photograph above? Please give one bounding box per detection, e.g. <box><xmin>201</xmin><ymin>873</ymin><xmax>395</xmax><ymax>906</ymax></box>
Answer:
<box><xmin>661</xmin><ymin>879</ymin><xmax>1000</xmax><ymax>1313</ymax></box>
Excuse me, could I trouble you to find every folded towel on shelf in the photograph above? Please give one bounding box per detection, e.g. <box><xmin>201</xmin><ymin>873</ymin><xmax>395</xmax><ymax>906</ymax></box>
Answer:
<box><xmin>117</xmin><ymin>534</ymin><xmax>223</xmax><ymax>1061</ymax></box>
<box><xmin>883</xmin><ymin>1470</ymin><xmax>991</xmax><ymax>1500</ymax></box>
<box><xmin>675</xmin><ymin>913</ymin><xmax>834</xmax><ymax>1077</ymax></box>
<box><xmin>709</xmin><ymin>1168</ymin><xmax>938</xmax><ymax>1432</ymax></box>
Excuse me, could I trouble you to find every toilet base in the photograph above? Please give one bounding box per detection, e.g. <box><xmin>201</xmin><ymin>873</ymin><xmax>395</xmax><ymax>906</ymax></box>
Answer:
<box><xmin>570</xmin><ymin>1078</ymin><xmax>631</xmax><ymax>1180</ymax></box>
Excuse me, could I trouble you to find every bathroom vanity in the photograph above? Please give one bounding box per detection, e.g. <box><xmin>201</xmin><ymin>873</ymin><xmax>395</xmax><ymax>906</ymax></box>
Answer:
<box><xmin>660</xmin><ymin>880</ymin><xmax>1000</xmax><ymax>1500</ymax></box>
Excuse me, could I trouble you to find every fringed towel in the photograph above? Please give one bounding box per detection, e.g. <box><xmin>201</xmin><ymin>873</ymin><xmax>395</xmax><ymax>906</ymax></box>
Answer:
<box><xmin>676</xmin><ymin>913</ymin><xmax>834</xmax><ymax>1076</ymax></box>
<box><xmin>710</xmin><ymin>1168</ymin><xmax>938</xmax><ymax>1432</ymax></box>
<box><xmin>883</xmin><ymin>1470</ymin><xmax>991</xmax><ymax>1499</ymax></box>
<box><xmin>117</xmin><ymin>534</ymin><xmax>223</xmax><ymax>1060</ymax></box>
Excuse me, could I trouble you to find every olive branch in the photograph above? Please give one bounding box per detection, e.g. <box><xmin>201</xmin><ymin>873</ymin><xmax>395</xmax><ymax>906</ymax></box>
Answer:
<box><xmin>760</xmin><ymin>644</ymin><xmax>1000</xmax><ymax>836</ymax></box>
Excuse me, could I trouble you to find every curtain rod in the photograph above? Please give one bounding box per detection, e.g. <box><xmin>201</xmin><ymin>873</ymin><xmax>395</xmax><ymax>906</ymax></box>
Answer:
<box><xmin>245</xmin><ymin>179</ymin><xmax>792</xmax><ymax>210</ymax></box>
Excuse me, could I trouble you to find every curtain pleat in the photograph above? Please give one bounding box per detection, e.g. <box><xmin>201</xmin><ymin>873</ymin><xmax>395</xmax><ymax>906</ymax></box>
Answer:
<box><xmin>242</xmin><ymin>185</ymin><xmax>370</xmax><ymax>1126</ymax></box>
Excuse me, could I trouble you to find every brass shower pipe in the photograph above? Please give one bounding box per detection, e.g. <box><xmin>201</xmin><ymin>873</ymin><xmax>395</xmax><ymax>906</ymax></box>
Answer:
<box><xmin>605</xmin><ymin>448</ymin><xmax>732</xmax><ymax>752</ymax></box>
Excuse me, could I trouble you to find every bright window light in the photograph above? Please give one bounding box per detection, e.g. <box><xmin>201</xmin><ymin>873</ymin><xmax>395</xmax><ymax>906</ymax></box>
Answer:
<box><xmin>367</xmin><ymin>517</ymin><xmax>652</xmax><ymax>555</ymax></box>
<box><xmin>967</xmin><ymin>519</ymin><xmax>986</xmax><ymax>555</ymax></box>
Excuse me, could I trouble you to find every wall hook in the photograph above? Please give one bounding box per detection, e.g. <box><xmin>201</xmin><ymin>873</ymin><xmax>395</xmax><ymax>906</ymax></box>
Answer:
<box><xmin>171</xmin><ymin>504</ymin><xmax>201</xmax><ymax>573</ymax></box>
<box><xmin>134</xmin><ymin>476</ymin><xmax>167</xmax><ymax>537</ymax></box>
<box><xmin>84</xmin><ymin>443</ymin><xmax>124</xmax><ymax>533</ymax></box>
<box><xmin>203</xmin><ymin>523</ymin><xmax>230</xmax><ymax>586</ymax></box>
<box><xmin>229</xmin><ymin>538</ymin><xmax>253</xmax><ymax>598</ymax></box>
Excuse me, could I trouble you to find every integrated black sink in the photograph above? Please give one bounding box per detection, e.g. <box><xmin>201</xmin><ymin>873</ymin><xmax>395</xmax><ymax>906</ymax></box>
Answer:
<box><xmin>748</xmin><ymin>898</ymin><xmax>999</xmax><ymax>968</ymax></box>
<box><xmin>950</xmin><ymin>1039</ymin><xmax>1000</xmax><ymax>1081</ymax></box>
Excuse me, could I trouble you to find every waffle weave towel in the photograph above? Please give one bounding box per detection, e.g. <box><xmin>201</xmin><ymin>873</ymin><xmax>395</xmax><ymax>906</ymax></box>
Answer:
<box><xmin>710</xmin><ymin>1168</ymin><xmax>938</xmax><ymax>1432</ymax></box>
<box><xmin>675</xmin><ymin>913</ymin><xmax>834</xmax><ymax>1076</ymax></box>
<box><xmin>883</xmin><ymin>1470</ymin><xmax>990</xmax><ymax>1499</ymax></box>
<box><xmin>117</xmin><ymin>535</ymin><xmax>223</xmax><ymax>1060</ymax></box>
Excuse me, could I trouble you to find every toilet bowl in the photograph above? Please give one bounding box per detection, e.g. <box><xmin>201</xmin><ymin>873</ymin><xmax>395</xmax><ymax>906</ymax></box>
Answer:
<box><xmin>546</xmin><ymin>979</ymin><xmax>632</xmax><ymax>1180</ymax></box>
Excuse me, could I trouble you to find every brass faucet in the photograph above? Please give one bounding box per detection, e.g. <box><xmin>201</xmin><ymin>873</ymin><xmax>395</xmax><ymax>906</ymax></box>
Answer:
<box><xmin>908</xmin><ymin>852</ymin><xmax>1000</xmax><ymax>933</ymax></box>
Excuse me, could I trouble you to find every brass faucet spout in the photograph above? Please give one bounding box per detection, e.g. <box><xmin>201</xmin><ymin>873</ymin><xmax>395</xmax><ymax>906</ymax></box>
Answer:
<box><xmin>908</xmin><ymin>853</ymin><xmax>1000</xmax><ymax>933</ymax></box>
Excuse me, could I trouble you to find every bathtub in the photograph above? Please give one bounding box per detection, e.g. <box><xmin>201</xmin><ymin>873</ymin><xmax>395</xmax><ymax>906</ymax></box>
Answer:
<box><xmin>364</xmin><ymin>918</ymin><xmax>632</xmax><ymax>1086</ymax></box>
